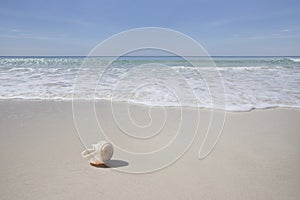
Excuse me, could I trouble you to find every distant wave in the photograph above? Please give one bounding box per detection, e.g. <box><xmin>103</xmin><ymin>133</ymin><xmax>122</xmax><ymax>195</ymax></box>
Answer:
<box><xmin>1</xmin><ymin>56</ymin><xmax>300</xmax><ymax>68</ymax></box>
<box><xmin>288</xmin><ymin>58</ymin><xmax>300</xmax><ymax>62</ymax></box>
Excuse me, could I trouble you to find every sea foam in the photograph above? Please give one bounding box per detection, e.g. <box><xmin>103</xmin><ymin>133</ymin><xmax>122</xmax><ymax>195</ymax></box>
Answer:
<box><xmin>0</xmin><ymin>56</ymin><xmax>300</xmax><ymax>111</ymax></box>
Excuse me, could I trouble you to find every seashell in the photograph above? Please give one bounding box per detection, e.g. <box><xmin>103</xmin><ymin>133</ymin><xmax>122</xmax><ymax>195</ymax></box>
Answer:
<box><xmin>81</xmin><ymin>141</ymin><xmax>114</xmax><ymax>165</ymax></box>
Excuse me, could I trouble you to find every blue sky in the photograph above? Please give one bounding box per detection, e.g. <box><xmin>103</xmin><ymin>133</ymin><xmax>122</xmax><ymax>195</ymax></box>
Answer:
<box><xmin>0</xmin><ymin>0</ymin><xmax>299</xmax><ymax>56</ymax></box>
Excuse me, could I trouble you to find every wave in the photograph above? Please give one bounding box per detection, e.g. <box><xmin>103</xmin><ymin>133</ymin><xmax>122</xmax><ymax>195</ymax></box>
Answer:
<box><xmin>1</xmin><ymin>56</ymin><xmax>300</xmax><ymax>68</ymax></box>
<box><xmin>288</xmin><ymin>58</ymin><xmax>300</xmax><ymax>62</ymax></box>
<box><xmin>1</xmin><ymin>56</ymin><xmax>300</xmax><ymax>112</ymax></box>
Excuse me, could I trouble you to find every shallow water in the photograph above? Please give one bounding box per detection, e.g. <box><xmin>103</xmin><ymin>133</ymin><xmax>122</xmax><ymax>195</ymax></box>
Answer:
<box><xmin>0</xmin><ymin>56</ymin><xmax>299</xmax><ymax>111</ymax></box>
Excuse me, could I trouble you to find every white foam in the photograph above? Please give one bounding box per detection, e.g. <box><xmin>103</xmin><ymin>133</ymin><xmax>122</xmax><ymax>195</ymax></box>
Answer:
<box><xmin>1</xmin><ymin>57</ymin><xmax>300</xmax><ymax>111</ymax></box>
<box><xmin>288</xmin><ymin>58</ymin><xmax>300</xmax><ymax>62</ymax></box>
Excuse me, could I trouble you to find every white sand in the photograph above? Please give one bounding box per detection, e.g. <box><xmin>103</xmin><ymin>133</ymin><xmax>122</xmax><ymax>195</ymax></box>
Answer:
<box><xmin>0</xmin><ymin>100</ymin><xmax>299</xmax><ymax>199</ymax></box>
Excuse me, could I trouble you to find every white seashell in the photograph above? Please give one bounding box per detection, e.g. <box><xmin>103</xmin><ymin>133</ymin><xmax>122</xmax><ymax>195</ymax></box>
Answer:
<box><xmin>81</xmin><ymin>141</ymin><xmax>114</xmax><ymax>164</ymax></box>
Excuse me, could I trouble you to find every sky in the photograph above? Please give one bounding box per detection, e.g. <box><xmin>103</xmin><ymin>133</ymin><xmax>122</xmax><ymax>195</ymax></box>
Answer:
<box><xmin>0</xmin><ymin>0</ymin><xmax>300</xmax><ymax>56</ymax></box>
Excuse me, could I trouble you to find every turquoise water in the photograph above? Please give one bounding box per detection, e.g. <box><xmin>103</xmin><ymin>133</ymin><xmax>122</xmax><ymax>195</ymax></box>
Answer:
<box><xmin>0</xmin><ymin>56</ymin><xmax>300</xmax><ymax>111</ymax></box>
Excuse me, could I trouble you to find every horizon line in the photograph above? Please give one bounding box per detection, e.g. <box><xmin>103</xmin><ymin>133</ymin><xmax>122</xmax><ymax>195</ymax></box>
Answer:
<box><xmin>1</xmin><ymin>55</ymin><xmax>300</xmax><ymax>57</ymax></box>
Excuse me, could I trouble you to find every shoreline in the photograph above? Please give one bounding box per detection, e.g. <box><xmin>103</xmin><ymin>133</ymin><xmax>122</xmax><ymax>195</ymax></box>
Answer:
<box><xmin>0</xmin><ymin>98</ymin><xmax>299</xmax><ymax>113</ymax></box>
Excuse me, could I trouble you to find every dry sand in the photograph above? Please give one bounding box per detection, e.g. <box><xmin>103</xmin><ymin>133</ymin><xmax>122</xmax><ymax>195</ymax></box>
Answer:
<box><xmin>0</xmin><ymin>100</ymin><xmax>299</xmax><ymax>199</ymax></box>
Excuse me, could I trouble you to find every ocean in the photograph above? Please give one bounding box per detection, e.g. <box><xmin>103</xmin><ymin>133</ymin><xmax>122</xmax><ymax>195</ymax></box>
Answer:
<box><xmin>0</xmin><ymin>56</ymin><xmax>299</xmax><ymax>111</ymax></box>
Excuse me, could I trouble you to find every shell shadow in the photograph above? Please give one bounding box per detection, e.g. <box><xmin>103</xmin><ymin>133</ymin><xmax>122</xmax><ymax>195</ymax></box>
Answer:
<box><xmin>90</xmin><ymin>159</ymin><xmax>129</xmax><ymax>168</ymax></box>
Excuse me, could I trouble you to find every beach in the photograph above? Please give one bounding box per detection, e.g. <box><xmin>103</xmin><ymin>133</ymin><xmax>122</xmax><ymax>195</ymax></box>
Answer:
<box><xmin>1</xmin><ymin>100</ymin><xmax>299</xmax><ymax>199</ymax></box>
<box><xmin>2</xmin><ymin>0</ymin><xmax>300</xmax><ymax>198</ymax></box>
<box><xmin>1</xmin><ymin>0</ymin><xmax>300</xmax><ymax>198</ymax></box>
